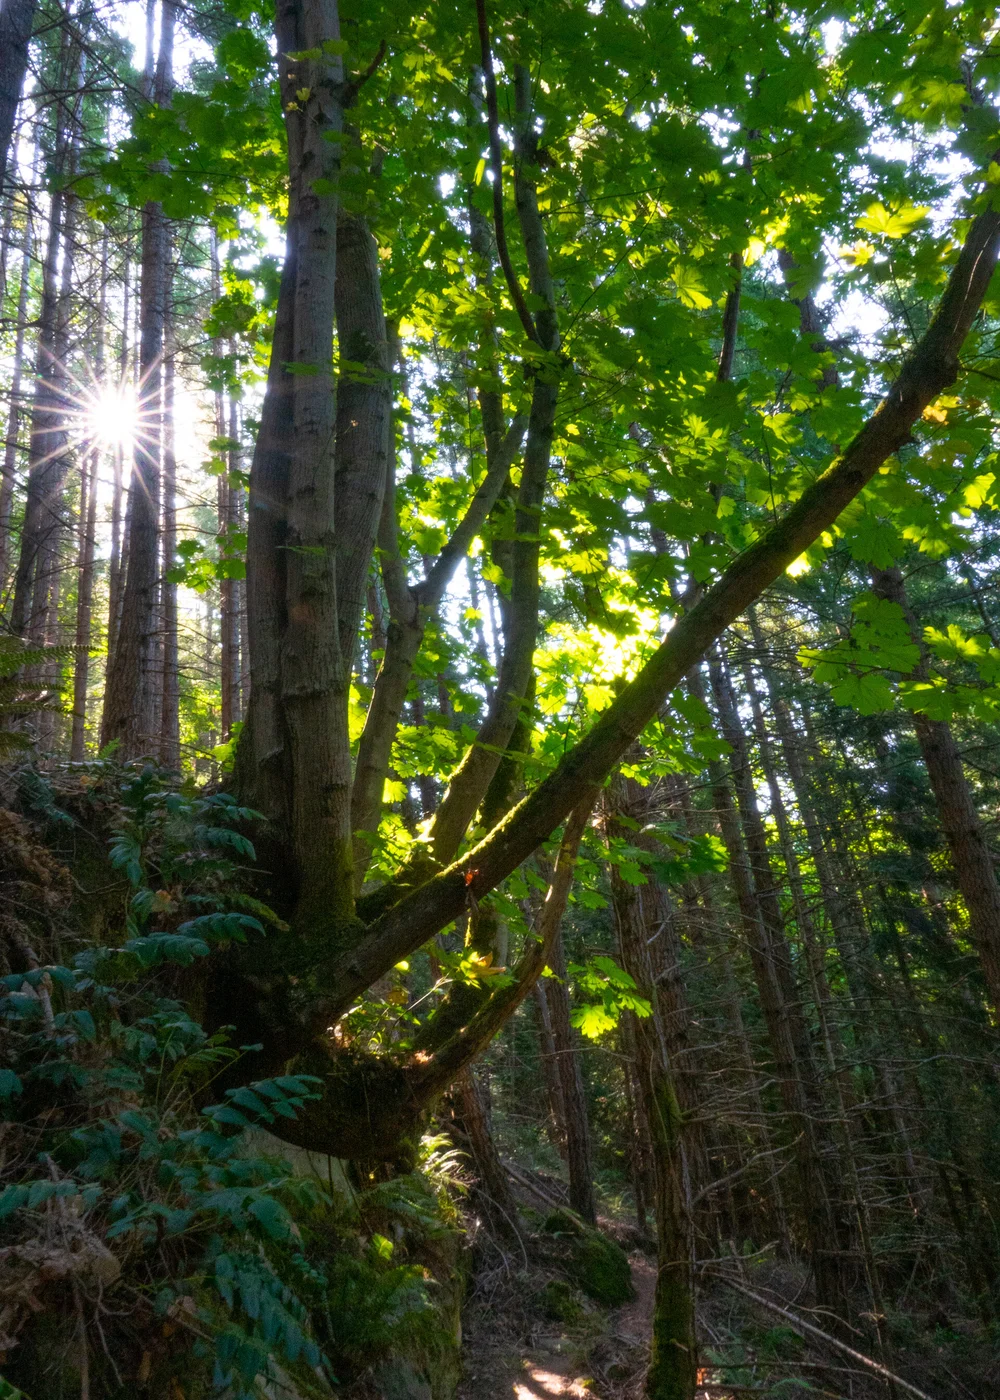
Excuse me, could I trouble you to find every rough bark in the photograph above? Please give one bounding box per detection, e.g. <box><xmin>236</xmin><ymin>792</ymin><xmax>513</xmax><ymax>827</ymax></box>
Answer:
<box><xmin>11</xmin><ymin>85</ymin><xmax>77</xmax><ymax>645</ymax></box>
<box><xmin>160</xmin><ymin>307</ymin><xmax>179</xmax><ymax>768</ymax></box>
<box><xmin>0</xmin><ymin>192</ymin><xmax>31</xmax><ymax>592</ymax></box>
<box><xmin>450</xmin><ymin>1067</ymin><xmax>523</xmax><ymax>1242</ymax></box>
<box><xmin>101</xmin><ymin>0</ymin><xmax>176</xmax><ymax>755</ymax></box>
<box><xmin>0</xmin><ymin>0</ymin><xmax>35</xmax><ymax>197</ymax></box>
<box><xmin>871</xmin><ymin>562</ymin><xmax>1000</xmax><ymax>1014</ymax></box>
<box><xmin>235</xmin><ymin>0</ymin><xmax>351</xmax><ymax>932</ymax></box>
<box><xmin>611</xmin><ymin>775</ymin><xmax>697</xmax><ymax>1400</ymax></box>
<box><xmin>542</xmin><ymin>924</ymin><xmax>597</xmax><ymax>1224</ymax></box>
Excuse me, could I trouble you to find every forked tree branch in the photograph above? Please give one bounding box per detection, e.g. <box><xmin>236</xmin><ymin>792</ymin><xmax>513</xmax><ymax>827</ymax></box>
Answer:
<box><xmin>323</xmin><ymin>186</ymin><xmax>1000</xmax><ymax>1020</ymax></box>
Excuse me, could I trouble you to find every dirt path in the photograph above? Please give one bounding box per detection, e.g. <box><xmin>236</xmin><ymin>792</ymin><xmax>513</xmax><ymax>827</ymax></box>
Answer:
<box><xmin>456</xmin><ymin>1254</ymin><xmax>657</xmax><ymax>1400</ymax></box>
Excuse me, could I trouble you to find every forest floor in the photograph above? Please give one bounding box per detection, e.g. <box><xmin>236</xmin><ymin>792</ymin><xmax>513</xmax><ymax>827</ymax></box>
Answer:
<box><xmin>456</xmin><ymin>1239</ymin><xmax>657</xmax><ymax>1400</ymax></box>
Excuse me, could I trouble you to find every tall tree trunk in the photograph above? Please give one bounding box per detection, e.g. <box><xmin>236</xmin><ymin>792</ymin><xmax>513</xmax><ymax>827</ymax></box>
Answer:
<box><xmin>450</xmin><ymin>1067</ymin><xmax>522</xmax><ymax>1243</ymax></box>
<box><xmin>160</xmin><ymin>304</ymin><xmax>179</xmax><ymax>768</ymax></box>
<box><xmin>610</xmin><ymin>774</ymin><xmax>697</xmax><ymax>1400</ymax></box>
<box><xmin>236</xmin><ymin>0</ymin><xmax>351</xmax><ymax>932</ymax></box>
<box><xmin>101</xmin><ymin>0</ymin><xmax>175</xmax><ymax>755</ymax></box>
<box><xmin>706</xmin><ymin>647</ymin><xmax>853</xmax><ymax>1313</ymax></box>
<box><xmin>70</xmin><ymin>447</ymin><xmax>98</xmax><ymax>760</ymax></box>
<box><xmin>871</xmin><ymin>563</ymin><xmax>1000</xmax><ymax>1014</ymax></box>
<box><xmin>0</xmin><ymin>0</ymin><xmax>35</xmax><ymax>199</ymax></box>
<box><xmin>532</xmin><ymin>979</ymin><xmax>567</xmax><ymax>1151</ymax></box>
<box><xmin>0</xmin><ymin>186</ymin><xmax>32</xmax><ymax>594</ymax></box>
<box><xmin>11</xmin><ymin>57</ymin><xmax>76</xmax><ymax>642</ymax></box>
<box><xmin>541</xmin><ymin>924</ymin><xmax>597</xmax><ymax>1224</ymax></box>
<box><xmin>69</xmin><ymin>233</ymin><xmax>107</xmax><ymax>761</ymax></box>
<box><xmin>106</xmin><ymin>235</ymin><xmax>131</xmax><ymax>669</ymax></box>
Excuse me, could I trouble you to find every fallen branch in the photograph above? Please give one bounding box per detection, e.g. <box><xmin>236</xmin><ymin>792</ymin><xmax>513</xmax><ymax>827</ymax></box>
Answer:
<box><xmin>503</xmin><ymin>1158</ymin><xmax>567</xmax><ymax>1209</ymax></box>
<box><xmin>710</xmin><ymin>1273</ymin><xmax>939</xmax><ymax>1400</ymax></box>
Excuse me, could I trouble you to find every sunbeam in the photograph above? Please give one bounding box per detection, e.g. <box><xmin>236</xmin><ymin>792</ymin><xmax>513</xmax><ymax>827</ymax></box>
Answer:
<box><xmin>85</xmin><ymin>382</ymin><xmax>140</xmax><ymax>453</ymax></box>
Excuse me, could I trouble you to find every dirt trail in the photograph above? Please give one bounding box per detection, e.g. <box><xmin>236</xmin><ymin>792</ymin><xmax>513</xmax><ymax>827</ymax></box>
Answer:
<box><xmin>456</xmin><ymin>1254</ymin><xmax>657</xmax><ymax>1400</ymax></box>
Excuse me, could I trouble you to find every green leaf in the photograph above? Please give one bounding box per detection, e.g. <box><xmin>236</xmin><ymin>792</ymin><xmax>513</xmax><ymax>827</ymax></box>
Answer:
<box><xmin>856</xmin><ymin>201</ymin><xmax>929</xmax><ymax>238</ymax></box>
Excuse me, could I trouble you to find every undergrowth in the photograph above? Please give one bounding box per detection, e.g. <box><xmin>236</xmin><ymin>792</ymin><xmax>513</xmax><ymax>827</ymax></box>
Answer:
<box><xmin>0</xmin><ymin>764</ymin><xmax>465</xmax><ymax>1399</ymax></box>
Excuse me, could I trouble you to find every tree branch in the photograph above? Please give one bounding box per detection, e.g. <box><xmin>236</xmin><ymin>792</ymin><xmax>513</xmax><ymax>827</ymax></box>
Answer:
<box><xmin>474</xmin><ymin>0</ymin><xmax>539</xmax><ymax>344</ymax></box>
<box><xmin>413</xmin><ymin>790</ymin><xmax>596</xmax><ymax>1098</ymax></box>
<box><xmin>319</xmin><ymin>195</ymin><xmax>1000</xmax><ymax>1014</ymax></box>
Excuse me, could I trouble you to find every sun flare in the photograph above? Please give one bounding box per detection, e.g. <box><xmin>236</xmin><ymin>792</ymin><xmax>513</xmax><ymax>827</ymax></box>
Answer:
<box><xmin>85</xmin><ymin>384</ymin><xmax>139</xmax><ymax>453</ymax></box>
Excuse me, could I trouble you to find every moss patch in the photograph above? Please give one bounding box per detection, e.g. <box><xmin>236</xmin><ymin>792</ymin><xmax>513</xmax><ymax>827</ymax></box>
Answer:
<box><xmin>542</xmin><ymin>1208</ymin><xmax>634</xmax><ymax>1308</ymax></box>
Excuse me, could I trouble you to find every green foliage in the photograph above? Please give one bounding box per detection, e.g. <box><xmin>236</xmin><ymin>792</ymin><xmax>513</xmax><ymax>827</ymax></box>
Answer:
<box><xmin>0</xmin><ymin>769</ymin><xmax>463</xmax><ymax>1397</ymax></box>
<box><xmin>565</xmin><ymin>956</ymin><xmax>651</xmax><ymax>1040</ymax></box>
<box><xmin>0</xmin><ymin>637</ymin><xmax>78</xmax><ymax>758</ymax></box>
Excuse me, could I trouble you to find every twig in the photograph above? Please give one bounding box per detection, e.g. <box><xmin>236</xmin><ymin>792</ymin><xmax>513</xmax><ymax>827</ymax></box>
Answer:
<box><xmin>474</xmin><ymin>0</ymin><xmax>539</xmax><ymax>344</ymax></box>
<box><xmin>710</xmin><ymin>1274</ymin><xmax>940</xmax><ymax>1400</ymax></box>
<box><xmin>344</xmin><ymin>39</ymin><xmax>387</xmax><ymax>107</ymax></box>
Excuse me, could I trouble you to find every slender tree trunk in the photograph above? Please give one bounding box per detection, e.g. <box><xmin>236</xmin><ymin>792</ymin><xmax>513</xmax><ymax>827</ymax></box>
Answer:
<box><xmin>0</xmin><ymin>0</ymin><xmax>35</xmax><ymax>199</ymax></box>
<box><xmin>706</xmin><ymin>647</ymin><xmax>853</xmax><ymax>1313</ymax></box>
<box><xmin>610</xmin><ymin>775</ymin><xmax>697</xmax><ymax>1400</ymax></box>
<box><xmin>106</xmin><ymin>237</ymin><xmax>130</xmax><ymax>669</ymax></box>
<box><xmin>0</xmin><ymin>188</ymin><xmax>32</xmax><ymax>594</ymax></box>
<box><xmin>871</xmin><ymin>563</ymin><xmax>1000</xmax><ymax>1014</ymax></box>
<box><xmin>450</xmin><ymin>1067</ymin><xmax>522</xmax><ymax>1243</ymax></box>
<box><xmin>533</xmin><ymin>979</ymin><xmax>567</xmax><ymax>1151</ymax></box>
<box><xmin>160</xmin><ymin>305</ymin><xmax>179</xmax><ymax>768</ymax></box>
<box><xmin>101</xmin><ymin>0</ymin><xmax>175</xmax><ymax>755</ymax></box>
<box><xmin>70</xmin><ymin>448</ymin><xmax>98</xmax><ymax>760</ymax></box>
<box><xmin>227</xmin><ymin>393</ymin><xmax>243</xmax><ymax>723</ymax></box>
<box><xmin>12</xmin><ymin>91</ymin><xmax>73</xmax><ymax>640</ymax></box>
<box><xmin>69</xmin><ymin>234</ymin><xmax>108</xmax><ymax>761</ymax></box>
<box><xmin>541</xmin><ymin>924</ymin><xmax>598</xmax><ymax>1224</ymax></box>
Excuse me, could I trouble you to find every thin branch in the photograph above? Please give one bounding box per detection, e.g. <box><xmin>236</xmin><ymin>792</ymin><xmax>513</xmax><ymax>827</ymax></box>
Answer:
<box><xmin>711</xmin><ymin>1274</ymin><xmax>940</xmax><ymax>1400</ymax></box>
<box><xmin>474</xmin><ymin>0</ymin><xmax>539</xmax><ymax>344</ymax></box>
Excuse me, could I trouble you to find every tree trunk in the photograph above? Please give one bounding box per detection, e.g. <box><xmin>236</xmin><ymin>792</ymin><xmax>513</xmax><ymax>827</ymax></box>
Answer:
<box><xmin>106</xmin><ymin>235</ymin><xmax>131</xmax><ymax>669</ymax></box>
<box><xmin>871</xmin><ymin>562</ymin><xmax>1000</xmax><ymax>1014</ymax></box>
<box><xmin>0</xmin><ymin>0</ymin><xmax>35</xmax><ymax>198</ymax></box>
<box><xmin>541</xmin><ymin>924</ymin><xmax>597</xmax><ymax>1224</ymax></box>
<box><xmin>235</xmin><ymin>0</ymin><xmax>350</xmax><ymax>932</ymax></box>
<box><xmin>610</xmin><ymin>774</ymin><xmax>697</xmax><ymax>1400</ymax></box>
<box><xmin>101</xmin><ymin>0</ymin><xmax>175</xmax><ymax>756</ymax></box>
<box><xmin>160</xmin><ymin>305</ymin><xmax>179</xmax><ymax>768</ymax></box>
<box><xmin>70</xmin><ymin>446</ymin><xmax>98</xmax><ymax>760</ymax></box>
<box><xmin>706</xmin><ymin>647</ymin><xmax>853</xmax><ymax>1313</ymax></box>
<box><xmin>11</xmin><ymin>77</ymin><xmax>77</xmax><ymax>644</ymax></box>
<box><xmin>450</xmin><ymin>1067</ymin><xmax>522</xmax><ymax>1243</ymax></box>
<box><xmin>0</xmin><ymin>187</ymin><xmax>32</xmax><ymax>593</ymax></box>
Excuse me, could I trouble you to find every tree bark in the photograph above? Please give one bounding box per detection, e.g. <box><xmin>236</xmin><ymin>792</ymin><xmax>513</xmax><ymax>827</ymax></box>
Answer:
<box><xmin>70</xmin><ymin>234</ymin><xmax>107</xmax><ymax>761</ymax></box>
<box><xmin>0</xmin><ymin>187</ymin><xmax>32</xmax><ymax>594</ymax></box>
<box><xmin>610</xmin><ymin>774</ymin><xmax>697</xmax><ymax>1400</ymax></box>
<box><xmin>541</xmin><ymin>924</ymin><xmax>597</xmax><ymax>1224</ymax></box>
<box><xmin>235</xmin><ymin>0</ymin><xmax>351</xmax><ymax>932</ymax></box>
<box><xmin>0</xmin><ymin>0</ymin><xmax>35</xmax><ymax>198</ymax></box>
<box><xmin>871</xmin><ymin>562</ymin><xmax>1000</xmax><ymax>1014</ymax></box>
<box><xmin>101</xmin><ymin>0</ymin><xmax>176</xmax><ymax>755</ymax></box>
<box><xmin>160</xmin><ymin>304</ymin><xmax>180</xmax><ymax>768</ymax></box>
